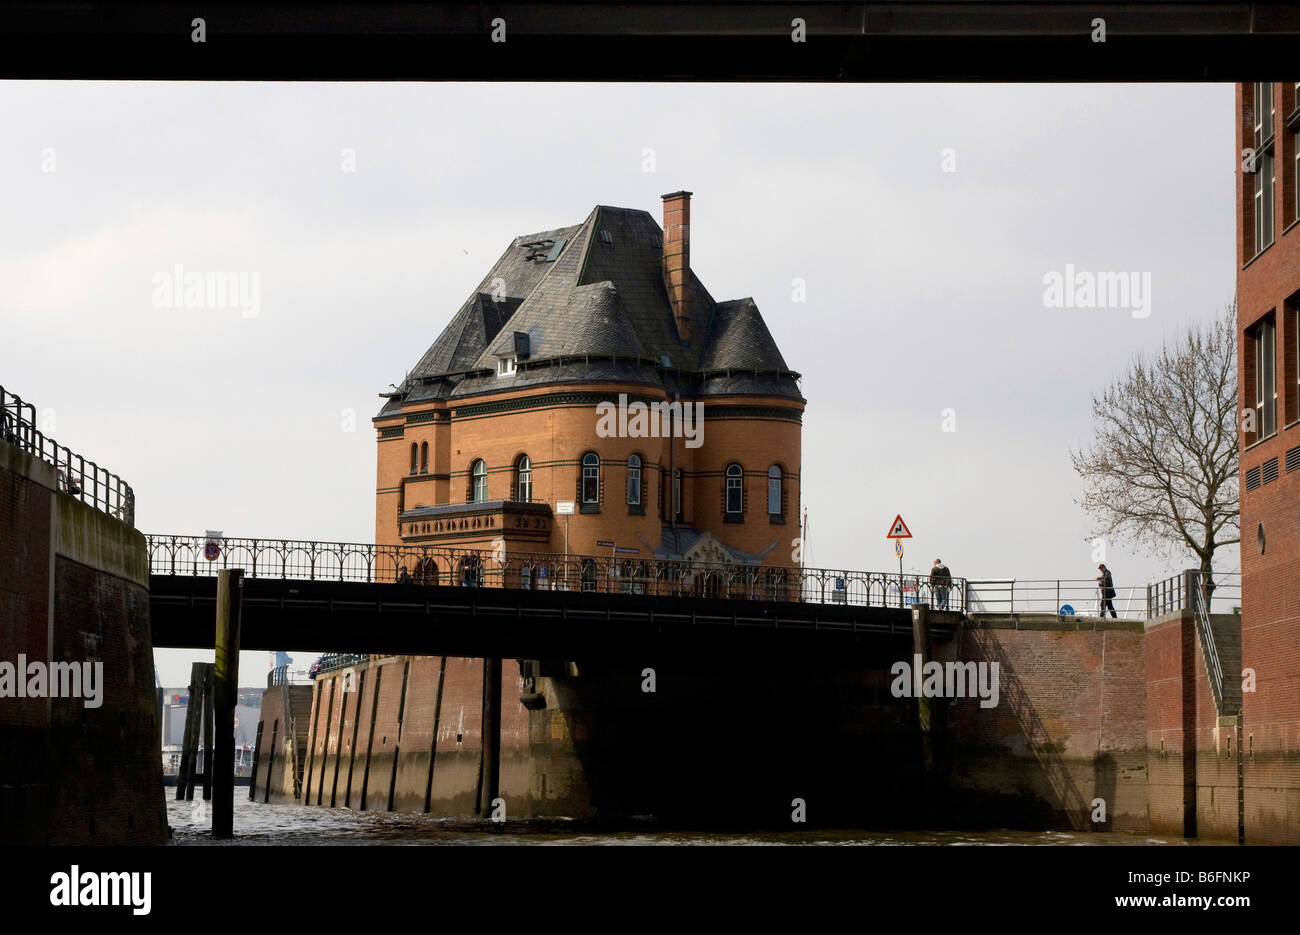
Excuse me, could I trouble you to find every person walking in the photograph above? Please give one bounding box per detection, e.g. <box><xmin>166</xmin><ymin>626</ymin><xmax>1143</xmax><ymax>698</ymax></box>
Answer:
<box><xmin>930</xmin><ymin>558</ymin><xmax>952</xmax><ymax>610</ymax></box>
<box><xmin>1096</xmin><ymin>563</ymin><xmax>1118</xmax><ymax>618</ymax></box>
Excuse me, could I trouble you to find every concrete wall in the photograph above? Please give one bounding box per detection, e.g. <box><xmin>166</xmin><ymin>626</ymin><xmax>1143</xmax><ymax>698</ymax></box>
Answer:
<box><xmin>0</xmin><ymin>441</ymin><xmax>166</xmax><ymax>844</ymax></box>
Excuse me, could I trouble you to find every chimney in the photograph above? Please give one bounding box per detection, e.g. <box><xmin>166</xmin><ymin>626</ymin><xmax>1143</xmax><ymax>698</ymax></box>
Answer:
<box><xmin>661</xmin><ymin>190</ymin><xmax>692</xmax><ymax>341</ymax></box>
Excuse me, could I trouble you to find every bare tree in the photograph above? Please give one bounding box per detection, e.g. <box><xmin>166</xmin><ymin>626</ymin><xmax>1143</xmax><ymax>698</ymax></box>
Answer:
<box><xmin>1070</xmin><ymin>306</ymin><xmax>1239</xmax><ymax>599</ymax></box>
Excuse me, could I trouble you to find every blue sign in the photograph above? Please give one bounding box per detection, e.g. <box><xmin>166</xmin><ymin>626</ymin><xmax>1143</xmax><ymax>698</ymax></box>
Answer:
<box><xmin>1060</xmin><ymin>604</ymin><xmax>1075</xmax><ymax>616</ymax></box>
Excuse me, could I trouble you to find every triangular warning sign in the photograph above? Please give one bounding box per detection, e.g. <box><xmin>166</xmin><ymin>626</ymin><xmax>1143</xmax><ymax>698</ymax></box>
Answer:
<box><xmin>886</xmin><ymin>514</ymin><xmax>912</xmax><ymax>539</ymax></box>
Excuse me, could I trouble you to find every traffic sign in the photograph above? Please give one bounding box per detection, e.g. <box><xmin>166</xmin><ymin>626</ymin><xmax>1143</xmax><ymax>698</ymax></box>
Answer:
<box><xmin>556</xmin><ymin>501</ymin><xmax>575</xmax><ymax>515</ymax></box>
<box><xmin>886</xmin><ymin>514</ymin><xmax>912</xmax><ymax>539</ymax></box>
<box><xmin>894</xmin><ymin>539</ymin><xmax>903</xmax><ymax>559</ymax></box>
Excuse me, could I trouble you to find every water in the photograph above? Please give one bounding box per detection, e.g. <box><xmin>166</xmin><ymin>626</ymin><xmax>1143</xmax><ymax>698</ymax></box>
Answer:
<box><xmin>166</xmin><ymin>796</ymin><xmax>1198</xmax><ymax>846</ymax></box>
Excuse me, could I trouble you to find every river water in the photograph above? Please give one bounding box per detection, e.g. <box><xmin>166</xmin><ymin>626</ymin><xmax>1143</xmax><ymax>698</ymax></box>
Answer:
<box><xmin>165</xmin><ymin>796</ymin><xmax>1200</xmax><ymax>846</ymax></box>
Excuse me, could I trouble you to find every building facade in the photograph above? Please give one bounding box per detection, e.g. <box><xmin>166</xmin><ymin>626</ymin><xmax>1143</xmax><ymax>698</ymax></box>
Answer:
<box><xmin>1236</xmin><ymin>81</ymin><xmax>1300</xmax><ymax>844</ymax></box>
<box><xmin>372</xmin><ymin>192</ymin><xmax>805</xmax><ymax>586</ymax></box>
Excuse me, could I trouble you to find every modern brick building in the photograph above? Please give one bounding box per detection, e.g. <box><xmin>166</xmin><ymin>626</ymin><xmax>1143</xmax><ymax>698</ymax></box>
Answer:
<box><xmin>1236</xmin><ymin>80</ymin><xmax>1300</xmax><ymax>843</ymax></box>
<box><xmin>372</xmin><ymin>191</ymin><xmax>805</xmax><ymax>585</ymax></box>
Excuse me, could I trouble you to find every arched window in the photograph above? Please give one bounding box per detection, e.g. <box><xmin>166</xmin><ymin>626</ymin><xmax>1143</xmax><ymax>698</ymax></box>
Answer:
<box><xmin>627</xmin><ymin>454</ymin><xmax>642</xmax><ymax>509</ymax></box>
<box><xmin>516</xmin><ymin>454</ymin><xmax>532</xmax><ymax>502</ymax></box>
<box><xmin>581</xmin><ymin>453</ymin><xmax>600</xmax><ymax>505</ymax></box>
<box><xmin>420</xmin><ymin>441</ymin><xmax>429</xmax><ymax>474</ymax></box>
<box><xmin>725</xmin><ymin>463</ymin><xmax>744</xmax><ymax>515</ymax></box>
<box><xmin>470</xmin><ymin>459</ymin><xmax>488</xmax><ymax>502</ymax></box>
<box><xmin>409</xmin><ymin>443</ymin><xmax>418</xmax><ymax>475</ymax></box>
<box><xmin>767</xmin><ymin>465</ymin><xmax>783</xmax><ymax>516</ymax></box>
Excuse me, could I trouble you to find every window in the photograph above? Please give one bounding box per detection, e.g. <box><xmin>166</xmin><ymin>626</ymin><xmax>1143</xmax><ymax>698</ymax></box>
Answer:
<box><xmin>1253</xmin><ymin>82</ymin><xmax>1276</xmax><ymax>255</ymax></box>
<box><xmin>420</xmin><ymin>441</ymin><xmax>428</xmax><ymax>474</ymax></box>
<box><xmin>515</xmin><ymin>454</ymin><xmax>531</xmax><ymax>502</ymax></box>
<box><xmin>725</xmin><ymin>463</ymin><xmax>744</xmax><ymax>516</ymax></box>
<box><xmin>496</xmin><ymin>356</ymin><xmax>517</xmax><ymax>377</ymax></box>
<box><xmin>672</xmin><ymin>468</ymin><xmax>682</xmax><ymax>521</ymax></box>
<box><xmin>1254</xmin><ymin>317</ymin><xmax>1277</xmax><ymax>440</ymax></box>
<box><xmin>626</xmin><ymin>454</ymin><xmax>642</xmax><ymax>510</ymax></box>
<box><xmin>581</xmin><ymin>453</ymin><xmax>600</xmax><ymax>504</ymax></box>
<box><xmin>409</xmin><ymin>443</ymin><xmax>418</xmax><ymax>475</ymax></box>
<box><xmin>767</xmin><ymin>465</ymin><xmax>783</xmax><ymax>516</ymax></box>
<box><xmin>470</xmin><ymin>459</ymin><xmax>488</xmax><ymax>502</ymax></box>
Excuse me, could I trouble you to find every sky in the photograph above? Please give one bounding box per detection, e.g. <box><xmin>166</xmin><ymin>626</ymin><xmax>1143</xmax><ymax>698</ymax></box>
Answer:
<box><xmin>0</xmin><ymin>81</ymin><xmax>1239</xmax><ymax>686</ymax></box>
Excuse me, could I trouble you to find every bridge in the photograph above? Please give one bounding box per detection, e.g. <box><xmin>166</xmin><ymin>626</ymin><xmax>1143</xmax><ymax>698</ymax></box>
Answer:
<box><xmin>147</xmin><ymin>534</ymin><xmax>966</xmax><ymax>659</ymax></box>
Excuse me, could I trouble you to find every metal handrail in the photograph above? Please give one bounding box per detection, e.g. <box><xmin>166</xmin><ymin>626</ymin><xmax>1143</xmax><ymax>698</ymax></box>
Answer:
<box><xmin>145</xmin><ymin>533</ymin><xmax>968</xmax><ymax>612</ymax></box>
<box><xmin>1</xmin><ymin>383</ymin><xmax>135</xmax><ymax>527</ymax></box>
<box><xmin>1190</xmin><ymin>571</ymin><xmax>1228</xmax><ymax>716</ymax></box>
<box><xmin>267</xmin><ymin>665</ymin><xmax>313</xmax><ymax>688</ymax></box>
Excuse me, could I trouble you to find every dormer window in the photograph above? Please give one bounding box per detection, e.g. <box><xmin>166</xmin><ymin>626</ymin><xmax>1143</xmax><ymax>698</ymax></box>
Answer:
<box><xmin>496</xmin><ymin>357</ymin><xmax>517</xmax><ymax>377</ymax></box>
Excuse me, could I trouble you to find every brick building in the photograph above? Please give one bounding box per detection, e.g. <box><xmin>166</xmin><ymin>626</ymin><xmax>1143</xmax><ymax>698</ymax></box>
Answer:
<box><xmin>372</xmin><ymin>191</ymin><xmax>805</xmax><ymax>585</ymax></box>
<box><xmin>1236</xmin><ymin>81</ymin><xmax>1300</xmax><ymax>843</ymax></box>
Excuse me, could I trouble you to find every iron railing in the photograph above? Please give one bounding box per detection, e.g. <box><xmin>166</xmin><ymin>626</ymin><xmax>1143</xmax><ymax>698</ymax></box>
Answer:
<box><xmin>145</xmin><ymin>534</ymin><xmax>968</xmax><ymax>611</ymax></box>
<box><xmin>267</xmin><ymin>665</ymin><xmax>313</xmax><ymax>688</ymax></box>
<box><xmin>965</xmin><ymin>571</ymin><xmax>1241</xmax><ymax>621</ymax></box>
<box><xmin>965</xmin><ymin>578</ymin><xmax>1149</xmax><ymax>619</ymax></box>
<box><xmin>1</xmin><ymin>384</ymin><xmax>135</xmax><ymax>526</ymax></box>
<box><xmin>1147</xmin><ymin>570</ymin><xmax>1241</xmax><ymax>618</ymax></box>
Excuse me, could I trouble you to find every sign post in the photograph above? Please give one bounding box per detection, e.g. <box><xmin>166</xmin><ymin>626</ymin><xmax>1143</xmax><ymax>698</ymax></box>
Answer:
<box><xmin>886</xmin><ymin>514</ymin><xmax>913</xmax><ymax>609</ymax></box>
<box><xmin>556</xmin><ymin>501</ymin><xmax>574</xmax><ymax>571</ymax></box>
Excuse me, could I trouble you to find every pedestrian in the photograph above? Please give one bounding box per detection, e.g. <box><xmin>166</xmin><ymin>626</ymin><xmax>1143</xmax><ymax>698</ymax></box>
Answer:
<box><xmin>930</xmin><ymin>558</ymin><xmax>952</xmax><ymax>610</ymax></box>
<box><xmin>397</xmin><ymin>565</ymin><xmax>412</xmax><ymax>585</ymax></box>
<box><xmin>1096</xmin><ymin>563</ymin><xmax>1118</xmax><ymax>618</ymax></box>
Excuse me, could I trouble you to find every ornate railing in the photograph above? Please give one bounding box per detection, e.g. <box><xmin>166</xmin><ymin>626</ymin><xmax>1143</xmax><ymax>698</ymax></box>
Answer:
<box><xmin>145</xmin><ymin>534</ymin><xmax>968</xmax><ymax>611</ymax></box>
<box><xmin>1</xmin><ymin>383</ymin><xmax>135</xmax><ymax>526</ymax></box>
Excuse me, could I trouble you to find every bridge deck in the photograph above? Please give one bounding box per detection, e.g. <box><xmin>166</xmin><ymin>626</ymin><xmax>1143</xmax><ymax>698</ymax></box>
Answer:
<box><xmin>150</xmin><ymin>574</ymin><xmax>957</xmax><ymax>660</ymax></box>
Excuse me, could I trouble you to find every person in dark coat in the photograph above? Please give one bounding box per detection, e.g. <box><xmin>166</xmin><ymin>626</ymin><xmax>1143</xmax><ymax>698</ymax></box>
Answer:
<box><xmin>1096</xmin><ymin>564</ymin><xmax>1118</xmax><ymax>618</ymax></box>
<box><xmin>397</xmin><ymin>565</ymin><xmax>412</xmax><ymax>585</ymax></box>
<box><xmin>930</xmin><ymin>558</ymin><xmax>952</xmax><ymax>610</ymax></box>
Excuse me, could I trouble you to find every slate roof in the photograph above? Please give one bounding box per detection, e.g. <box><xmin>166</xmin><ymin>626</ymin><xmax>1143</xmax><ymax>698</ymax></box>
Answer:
<box><xmin>378</xmin><ymin>204</ymin><xmax>801</xmax><ymax>417</ymax></box>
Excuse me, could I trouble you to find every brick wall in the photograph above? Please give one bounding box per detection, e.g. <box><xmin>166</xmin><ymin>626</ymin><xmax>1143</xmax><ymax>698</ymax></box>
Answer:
<box><xmin>1236</xmin><ymin>80</ymin><xmax>1300</xmax><ymax>845</ymax></box>
<box><xmin>0</xmin><ymin>442</ymin><xmax>166</xmax><ymax>844</ymax></box>
<box><xmin>946</xmin><ymin>621</ymin><xmax>1149</xmax><ymax>831</ymax></box>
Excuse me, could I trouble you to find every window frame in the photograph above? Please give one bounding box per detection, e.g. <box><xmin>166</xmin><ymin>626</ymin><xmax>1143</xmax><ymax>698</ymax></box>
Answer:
<box><xmin>516</xmin><ymin>454</ymin><xmax>531</xmax><ymax>503</ymax></box>
<box><xmin>767</xmin><ymin>465</ymin><xmax>783</xmax><ymax>517</ymax></box>
<box><xmin>725</xmin><ymin>463</ymin><xmax>744</xmax><ymax>517</ymax></box>
<box><xmin>626</xmin><ymin>453</ymin><xmax>643</xmax><ymax>512</ymax></box>
<box><xmin>581</xmin><ymin>452</ymin><xmax>601</xmax><ymax>510</ymax></box>
<box><xmin>470</xmin><ymin>459</ymin><xmax>488</xmax><ymax>502</ymax></box>
<box><xmin>1254</xmin><ymin>316</ymin><xmax>1278</xmax><ymax>441</ymax></box>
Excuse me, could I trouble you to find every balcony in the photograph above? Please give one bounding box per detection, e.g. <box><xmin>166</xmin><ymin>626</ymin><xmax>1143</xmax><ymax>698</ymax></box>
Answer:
<box><xmin>399</xmin><ymin>499</ymin><xmax>552</xmax><ymax>545</ymax></box>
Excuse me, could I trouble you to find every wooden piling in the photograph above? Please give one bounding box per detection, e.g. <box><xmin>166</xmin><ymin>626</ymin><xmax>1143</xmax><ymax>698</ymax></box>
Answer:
<box><xmin>212</xmin><ymin>568</ymin><xmax>244</xmax><ymax>838</ymax></box>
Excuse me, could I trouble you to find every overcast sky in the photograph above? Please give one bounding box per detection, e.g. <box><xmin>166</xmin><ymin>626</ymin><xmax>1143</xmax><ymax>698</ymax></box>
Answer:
<box><xmin>0</xmin><ymin>81</ymin><xmax>1238</xmax><ymax>686</ymax></box>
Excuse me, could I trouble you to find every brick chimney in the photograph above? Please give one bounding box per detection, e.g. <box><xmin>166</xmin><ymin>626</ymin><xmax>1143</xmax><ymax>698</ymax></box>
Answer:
<box><xmin>661</xmin><ymin>190</ymin><xmax>692</xmax><ymax>341</ymax></box>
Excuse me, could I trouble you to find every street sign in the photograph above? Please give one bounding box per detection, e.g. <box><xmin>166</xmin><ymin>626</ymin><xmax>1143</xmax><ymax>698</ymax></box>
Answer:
<box><xmin>894</xmin><ymin>539</ymin><xmax>903</xmax><ymax>559</ymax></box>
<box><xmin>1060</xmin><ymin>604</ymin><xmax>1075</xmax><ymax>616</ymax></box>
<box><xmin>203</xmin><ymin>529</ymin><xmax>223</xmax><ymax>562</ymax></box>
<box><xmin>615</xmin><ymin>546</ymin><xmax>639</xmax><ymax>555</ymax></box>
<box><xmin>886</xmin><ymin>514</ymin><xmax>912</xmax><ymax>539</ymax></box>
<box><xmin>556</xmin><ymin>501</ymin><xmax>575</xmax><ymax>515</ymax></box>
<box><xmin>596</xmin><ymin>539</ymin><xmax>615</xmax><ymax>548</ymax></box>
